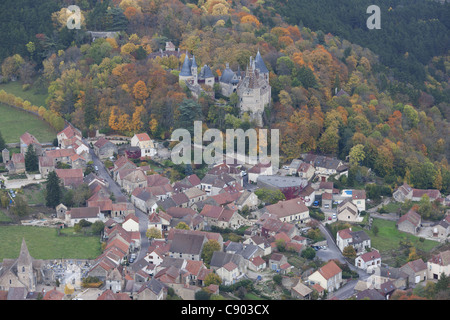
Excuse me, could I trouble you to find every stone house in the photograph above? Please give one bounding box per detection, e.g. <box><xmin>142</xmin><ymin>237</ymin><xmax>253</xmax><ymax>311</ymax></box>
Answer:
<box><xmin>248</xmin><ymin>162</ymin><xmax>273</xmax><ymax>184</ymax></box>
<box><xmin>291</xmin><ymin>280</ymin><xmax>313</xmax><ymax>300</ymax></box>
<box><xmin>122</xmin><ymin>214</ymin><xmax>139</xmax><ymax>232</ymax></box>
<box><xmin>235</xmin><ymin>190</ymin><xmax>259</xmax><ymax>211</ymax></box>
<box><xmin>336</xmin><ymin>228</ymin><xmax>371</xmax><ymax>255</ymax></box>
<box><xmin>352</xmin><ymin>189</ymin><xmax>366</xmax><ymax>212</ymax></box>
<box><xmin>268</xmin><ymin>253</ymin><xmax>288</xmax><ymax>272</ymax></box>
<box><xmin>355</xmin><ymin>250</ymin><xmax>381</xmax><ymax>271</ymax></box>
<box><xmin>432</xmin><ymin>215</ymin><xmax>450</xmax><ymax>240</ymax></box>
<box><xmin>297</xmin><ymin>162</ymin><xmax>315</xmax><ymax>180</ymax></box>
<box><xmin>44</xmin><ymin>148</ymin><xmax>77</xmax><ymax>167</ymax></box>
<box><xmin>248</xmin><ymin>256</ymin><xmax>266</xmax><ymax>272</ymax></box>
<box><xmin>210</xmin><ymin>251</ymin><xmax>247</xmax><ymax>277</ymax></box>
<box><xmin>168</xmin><ymin>233</ymin><xmax>206</xmax><ymax>261</ymax></box>
<box><xmin>367</xmin><ymin>267</ymin><xmax>408</xmax><ymax>290</ymax></box>
<box><xmin>136</xmin><ymin>279</ymin><xmax>166</xmax><ymax>300</ymax></box>
<box><xmin>121</xmin><ymin>169</ymin><xmax>148</xmax><ymax>194</ymax></box>
<box><xmin>183</xmin><ymin>187</ymin><xmax>207</xmax><ymax>206</ymax></box>
<box><xmin>309</xmin><ymin>155</ymin><xmax>346</xmax><ymax>182</ymax></box>
<box><xmin>396</xmin><ymin>209</ymin><xmax>421</xmax><ymax>235</ymax></box>
<box><xmin>265</xmin><ymin>197</ymin><xmax>310</xmax><ymax>224</ymax></box>
<box><xmin>199</xmin><ymin>204</ymin><xmax>245</xmax><ymax>230</ymax></box>
<box><xmin>308</xmin><ymin>260</ymin><xmax>343</xmax><ymax>293</ymax></box>
<box><xmin>65</xmin><ymin>206</ymin><xmax>103</xmax><ymax>227</ymax></box>
<box><xmin>131</xmin><ymin>189</ymin><xmax>158</xmax><ymax>214</ymax></box>
<box><xmin>131</xmin><ymin>133</ymin><xmax>157</xmax><ymax>158</ymax></box>
<box><xmin>10</xmin><ymin>153</ymin><xmax>26</xmax><ymax>174</ymax></box>
<box><xmin>20</xmin><ymin>132</ymin><xmax>42</xmax><ymax>156</ymax></box>
<box><xmin>94</xmin><ymin>137</ymin><xmax>118</xmax><ymax>160</ymax></box>
<box><xmin>216</xmin><ymin>261</ymin><xmax>241</xmax><ymax>286</ymax></box>
<box><xmin>57</xmin><ymin>125</ymin><xmax>82</xmax><ymax>147</ymax></box>
<box><xmin>337</xmin><ymin>199</ymin><xmax>360</xmax><ymax>223</ymax></box>
<box><xmin>427</xmin><ymin>250</ymin><xmax>450</xmax><ymax>280</ymax></box>
<box><xmin>393</xmin><ymin>182</ymin><xmax>441</xmax><ymax>203</ymax></box>
<box><xmin>400</xmin><ymin>259</ymin><xmax>428</xmax><ymax>286</ymax></box>
<box><xmin>55</xmin><ymin>168</ymin><xmax>84</xmax><ymax>189</ymax></box>
<box><xmin>55</xmin><ymin>203</ymin><xmax>68</xmax><ymax>219</ymax></box>
<box><xmin>38</xmin><ymin>156</ymin><xmax>55</xmax><ymax>178</ymax></box>
<box><xmin>322</xmin><ymin>192</ymin><xmax>333</xmax><ymax>209</ymax></box>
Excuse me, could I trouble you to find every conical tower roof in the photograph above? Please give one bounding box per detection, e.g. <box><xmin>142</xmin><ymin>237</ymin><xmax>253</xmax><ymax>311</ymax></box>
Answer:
<box><xmin>191</xmin><ymin>55</ymin><xmax>198</xmax><ymax>68</ymax></box>
<box><xmin>255</xmin><ymin>50</ymin><xmax>269</xmax><ymax>73</ymax></box>
<box><xmin>17</xmin><ymin>238</ymin><xmax>33</xmax><ymax>266</ymax></box>
<box><xmin>179</xmin><ymin>51</ymin><xmax>192</xmax><ymax>77</ymax></box>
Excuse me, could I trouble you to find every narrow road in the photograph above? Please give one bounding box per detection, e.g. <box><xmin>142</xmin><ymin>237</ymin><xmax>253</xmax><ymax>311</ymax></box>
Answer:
<box><xmin>87</xmin><ymin>143</ymin><xmax>149</xmax><ymax>263</ymax></box>
<box><xmin>315</xmin><ymin>220</ymin><xmax>370</xmax><ymax>300</ymax></box>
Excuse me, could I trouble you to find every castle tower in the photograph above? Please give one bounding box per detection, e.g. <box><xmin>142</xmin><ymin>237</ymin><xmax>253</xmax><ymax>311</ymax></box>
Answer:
<box><xmin>191</xmin><ymin>55</ymin><xmax>198</xmax><ymax>85</ymax></box>
<box><xmin>179</xmin><ymin>51</ymin><xmax>193</xmax><ymax>84</ymax></box>
<box><xmin>255</xmin><ymin>50</ymin><xmax>269</xmax><ymax>81</ymax></box>
<box><xmin>2</xmin><ymin>148</ymin><xmax>10</xmax><ymax>164</ymax></box>
<box><xmin>17</xmin><ymin>238</ymin><xmax>35</xmax><ymax>291</ymax></box>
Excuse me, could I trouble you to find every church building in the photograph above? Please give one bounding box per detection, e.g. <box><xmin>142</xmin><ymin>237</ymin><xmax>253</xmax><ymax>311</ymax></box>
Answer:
<box><xmin>0</xmin><ymin>239</ymin><xmax>43</xmax><ymax>292</ymax></box>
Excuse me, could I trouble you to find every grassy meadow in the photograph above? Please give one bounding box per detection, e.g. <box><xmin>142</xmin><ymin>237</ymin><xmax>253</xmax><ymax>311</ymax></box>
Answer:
<box><xmin>0</xmin><ymin>225</ymin><xmax>102</xmax><ymax>261</ymax></box>
<box><xmin>0</xmin><ymin>103</ymin><xmax>56</xmax><ymax>143</ymax></box>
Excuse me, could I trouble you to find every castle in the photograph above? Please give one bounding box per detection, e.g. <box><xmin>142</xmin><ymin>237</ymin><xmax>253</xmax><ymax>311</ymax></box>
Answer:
<box><xmin>179</xmin><ymin>50</ymin><xmax>271</xmax><ymax>126</ymax></box>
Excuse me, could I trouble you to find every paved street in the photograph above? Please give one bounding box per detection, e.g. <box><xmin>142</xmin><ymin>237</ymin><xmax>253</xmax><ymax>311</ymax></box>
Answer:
<box><xmin>316</xmin><ymin>220</ymin><xmax>370</xmax><ymax>300</ymax></box>
<box><xmin>88</xmin><ymin>145</ymin><xmax>149</xmax><ymax>263</ymax></box>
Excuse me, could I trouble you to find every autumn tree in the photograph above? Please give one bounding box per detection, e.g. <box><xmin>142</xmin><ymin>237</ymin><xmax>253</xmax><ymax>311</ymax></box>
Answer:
<box><xmin>133</xmin><ymin>80</ymin><xmax>149</xmax><ymax>102</ymax></box>
<box><xmin>343</xmin><ymin>245</ymin><xmax>357</xmax><ymax>260</ymax></box>
<box><xmin>349</xmin><ymin>144</ymin><xmax>366</xmax><ymax>167</ymax></box>
<box><xmin>201</xmin><ymin>239</ymin><xmax>221</xmax><ymax>267</ymax></box>
<box><xmin>204</xmin><ymin>273</ymin><xmax>222</xmax><ymax>287</ymax></box>
<box><xmin>175</xmin><ymin>222</ymin><xmax>189</xmax><ymax>230</ymax></box>
<box><xmin>146</xmin><ymin>227</ymin><xmax>162</xmax><ymax>239</ymax></box>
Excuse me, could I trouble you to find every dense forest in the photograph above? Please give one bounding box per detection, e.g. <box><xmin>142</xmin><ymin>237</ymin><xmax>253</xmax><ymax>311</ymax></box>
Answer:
<box><xmin>0</xmin><ymin>0</ymin><xmax>449</xmax><ymax>195</ymax></box>
<box><xmin>262</xmin><ymin>0</ymin><xmax>450</xmax><ymax>88</ymax></box>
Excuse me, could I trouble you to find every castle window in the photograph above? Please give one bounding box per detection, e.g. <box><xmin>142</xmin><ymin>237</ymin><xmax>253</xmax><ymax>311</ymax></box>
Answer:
<box><xmin>22</xmin><ymin>267</ymin><xmax>25</xmax><ymax>272</ymax></box>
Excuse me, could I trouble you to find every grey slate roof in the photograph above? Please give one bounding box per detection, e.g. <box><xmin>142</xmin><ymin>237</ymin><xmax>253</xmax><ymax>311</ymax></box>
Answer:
<box><xmin>199</xmin><ymin>65</ymin><xmax>214</xmax><ymax>79</ymax></box>
<box><xmin>169</xmin><ymin>233</ymin><xmax>205</xmax><ymax>255</ymax></box>
<box><xmin>255</xmin><ymin>50</ymin><xmax>269</xmax><ymax>73</ymax></box>
<box><xmin>210</xmin><ymin>251</ymin><xmax>244</xmax><ymax>269</ymax></box>
<box><xmin>180</xmin><ymin>52</ymin><xmax>192</xmax><ymax>77</ymax></box>
<box><xmin>220</xmin><ymin>64</ymin><xmax>237</xmax><ymax>84</ymax></box>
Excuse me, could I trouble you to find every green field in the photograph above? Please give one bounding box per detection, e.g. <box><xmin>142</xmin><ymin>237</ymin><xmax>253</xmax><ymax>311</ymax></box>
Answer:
<box><xmin>0</xmin><ymin>81</ymin><xmax>47</xmax><ymax>107</ymax></box>
<box><xmin>0</xmin><ymin>210</ymin><xmax>13</xmax><ymax>223</ymax></box>
<box><xmin>22</xmin><ymin>183</ymin><xmax>46</xmax><ymax>205</ymax></box>
<box><xmin>0</xmin><ymin>103</ymin><xmax>56</xmax><ymax>143</ymax></box>
<box><xmin>353</xmin><ymin>218</ymin><xmax>439</xmax><ymax>253</ymax></box>
<box><xmin>0</xmin><ymin>225</ymin><xmax>102</xmax><ymax>260</ymax></box>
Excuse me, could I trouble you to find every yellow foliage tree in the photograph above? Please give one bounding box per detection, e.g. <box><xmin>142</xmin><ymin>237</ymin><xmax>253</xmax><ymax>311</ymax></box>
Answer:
<box><xmin>109</xmin><ymin>107</ymin><xmax>120</xmax><ymax>131</ymax></box>
<box><xmin>131</xmin><ymin>106</ymin><xmax>145</xmax><ymax>132</ymax></box>
<box><xmin>241</xmin><ymin>14</ymin><xmax>260</xmax><ymax>27</ymax></box>
<box><xmin>133</xmin><ymin>80</ymin><xmax>149</xmax><ymax>101</ymax></box>
<box><xmin>121</xmin><ymin>43</ymin><xmax>137</xmax><ymax>56</ymax></box>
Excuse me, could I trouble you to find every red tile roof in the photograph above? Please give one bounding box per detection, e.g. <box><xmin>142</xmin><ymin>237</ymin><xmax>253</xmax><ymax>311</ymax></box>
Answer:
<box><xmin>318</xmin><ymin>260</ymin><xmax>342</xmax><ymax>280</ymax></box>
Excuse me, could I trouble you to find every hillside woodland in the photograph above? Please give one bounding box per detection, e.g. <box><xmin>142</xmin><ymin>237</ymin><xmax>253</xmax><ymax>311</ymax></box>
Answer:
<box><xmin>1</xmin><ymin>0</ymin><xmax>449</xmax><ymax>195</ymax></box>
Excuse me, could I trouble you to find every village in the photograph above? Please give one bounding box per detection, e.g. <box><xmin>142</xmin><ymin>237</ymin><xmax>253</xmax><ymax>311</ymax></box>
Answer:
<box><xmin>0</xmin><ymin>122</ymin><xmax>449</xmax><ymax>301</ymax></box>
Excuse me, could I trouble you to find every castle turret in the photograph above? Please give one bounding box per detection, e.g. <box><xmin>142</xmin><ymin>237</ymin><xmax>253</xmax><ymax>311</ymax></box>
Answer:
<box><xmin>255</xmin><ymin>50</ymin><xmax>269</xmax><ymax>81</ymax></box>
<box><xmin>191</xmin><ymin>55</ymin><xmax>198</xmax><ymax>85</ymax></box>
